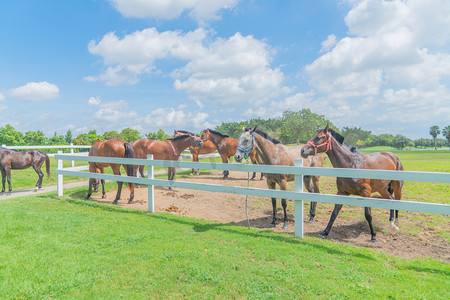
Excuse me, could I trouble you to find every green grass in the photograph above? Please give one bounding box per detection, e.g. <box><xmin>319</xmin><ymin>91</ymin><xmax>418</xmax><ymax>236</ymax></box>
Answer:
<box><xmin>0</xmin><ymin>192</ymin><xmax>448</xmax><ymax>299</ymax></box>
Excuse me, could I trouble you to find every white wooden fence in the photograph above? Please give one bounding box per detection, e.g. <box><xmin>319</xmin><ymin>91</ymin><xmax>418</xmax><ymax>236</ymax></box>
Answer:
<box><xmin>54</xmin><ymin>153</ymin><xmax>450</xmax><ymax>238</ymax></box>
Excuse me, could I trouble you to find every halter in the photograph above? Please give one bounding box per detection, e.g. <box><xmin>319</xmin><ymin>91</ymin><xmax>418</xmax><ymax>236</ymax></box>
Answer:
<box><xmin>307</xmin><ymin>132</ymin><xmax>332</xmax><ymax>154</ymax></box>
<box><xmin>237</xmin><ymin>131</ymin><xmax>255</xmax><ymax>159</ymax></box>
<box><xmin>189</xmin><ymin>135</ymin><xmax>203</xmax><ymax>148</ymax></box>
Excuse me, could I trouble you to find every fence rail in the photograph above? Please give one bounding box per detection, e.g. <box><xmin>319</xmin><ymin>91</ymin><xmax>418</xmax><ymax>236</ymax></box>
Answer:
<box><xmin>55</xmin><ymin>153</ymin><xmax>450</xmax><ymax>238</ymax></box>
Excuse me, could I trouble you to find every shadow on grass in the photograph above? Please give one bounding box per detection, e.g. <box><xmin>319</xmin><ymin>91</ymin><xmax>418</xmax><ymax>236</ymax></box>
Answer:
<box><xmin>64</xmin><ymin>196</ymin><xmax>376</xmax><ymax>262</ymax></box>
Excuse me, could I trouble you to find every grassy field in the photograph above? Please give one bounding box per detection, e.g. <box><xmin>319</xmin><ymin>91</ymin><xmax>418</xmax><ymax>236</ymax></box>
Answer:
<box><xmin>0</xmin><ymin>192</ymin><xmax>448</xmax><ymax>299</ymax></box>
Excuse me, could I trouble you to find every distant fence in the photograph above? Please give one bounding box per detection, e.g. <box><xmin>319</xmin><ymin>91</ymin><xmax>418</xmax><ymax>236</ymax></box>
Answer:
<box><xmin>55</xmin><ymin>153</ymin><xmax>450</xmax><ymax>239</ymax></box>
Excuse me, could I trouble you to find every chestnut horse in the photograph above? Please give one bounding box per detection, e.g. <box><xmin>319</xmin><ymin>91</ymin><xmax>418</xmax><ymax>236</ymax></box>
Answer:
<box><xmin>173</xmin><ymin>130</ymin><xmax>217</xmax><ymax>175</ymax></box>
<box><xmin>86</xmin><ymin>139</ymin><xmax>135</xmax><ymax>204</ymax></box>
<box><xmin>130</xmin><ymin>138</ymin><xmax>156</xmax><ymax>179</ymax></box>
<box><xmin>300</xmin><ymin>125</ymin><xmax>404</xmax><ymax>242</ymax></box>
<box><xmin>201</xmin><ymin>128</ymin><xmax>263</xmax><ymax>180</ymax></box>
<box><xmin>235</xmin><ymin>127</ymin><xmax>324</xmax><ymax>229</ymax></box>
<box><xmin>0</xmin><ymin>147</ymin><xmax>50</xmax><ymax>193</ymax></box>
<box><xmin>132</xmin><ymin>135</ymin><xmax>203</xmax><ymax>181</ymax></box>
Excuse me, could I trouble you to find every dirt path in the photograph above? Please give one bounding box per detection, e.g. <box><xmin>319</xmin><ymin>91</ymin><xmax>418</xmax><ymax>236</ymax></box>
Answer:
<box><xmin>82</xmin><ymin>171</ymin><xmax>449</xmax><ymax>262</ymax></box>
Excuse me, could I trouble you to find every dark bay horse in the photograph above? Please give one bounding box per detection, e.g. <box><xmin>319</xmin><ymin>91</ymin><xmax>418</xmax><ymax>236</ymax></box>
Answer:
<box><xmin>173</xmin><ymin>130</ymin><xmax>217</xmax><ymax>175</ymax></box>
<box><xmin>132</xmin><ymin>135</ymin><xmax>203</xmax><ymax>181</ymax></box>
<box><xmin>234</xmin><ymin>127</ymin><xmax>324</xmax><ymax>229</ymax></box>
<box><xmin>300</xmin><ymin>125</ymin><xmax>404</xmax><ymax>242</ymax></box>
<box><xmin>86</xmin><ymin>139</ymin><xmax>135</xmax><ymax>204</ymax></box>
<box><xmin>0</xmin><ymin>147</ymin><xmax>50</xmax><ymax>193</ymax></box>
<box><xmin>201</xmin><ymin>128</ymin><xmax>263</xmax><ymax>180</ymax></box>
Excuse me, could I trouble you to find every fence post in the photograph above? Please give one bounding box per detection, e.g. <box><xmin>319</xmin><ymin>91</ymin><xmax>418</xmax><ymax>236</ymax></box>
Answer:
<box><xmin>57</xmin><ymin>150</ymin><xmax>63</xmax><ymax>197</ymax></box>
<box><xmin>294</xmin><ymin>158</ymin><xmax>304</xmax><ymax>238</ymax></box>
<box><xmin>70</xmin><ymin>143</ymin><xmax>74</xmax><ymax>167</ymax></box>
<box><xmin>147</xmin><ymin>155</ymin><xmax>154</xmax><ymax>213</ymax></box>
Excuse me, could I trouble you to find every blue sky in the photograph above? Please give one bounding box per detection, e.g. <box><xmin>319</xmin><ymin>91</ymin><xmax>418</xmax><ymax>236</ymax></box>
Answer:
<box><xmin>1</xmin><ymin>0</ymin><xmax>449</xmax><ymax>139</ymax></box>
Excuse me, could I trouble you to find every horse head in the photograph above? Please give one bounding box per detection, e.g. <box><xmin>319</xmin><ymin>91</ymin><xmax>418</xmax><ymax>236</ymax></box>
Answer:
<box><xmin>301</xmin><ymin>124</ymin><xmax>333</xmax><ymax>158</ymax></box>
<box><xmin>234</xmin><ymin>126</ymin><xmax>256</xmax><ymax>162</ymax></box>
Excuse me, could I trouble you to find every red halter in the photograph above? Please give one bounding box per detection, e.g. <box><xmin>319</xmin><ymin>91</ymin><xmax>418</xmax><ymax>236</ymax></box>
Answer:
<box><xmin>307</xmin><ymin>133</ymin><xmax>332</xmax><ymax>154</ymax></box>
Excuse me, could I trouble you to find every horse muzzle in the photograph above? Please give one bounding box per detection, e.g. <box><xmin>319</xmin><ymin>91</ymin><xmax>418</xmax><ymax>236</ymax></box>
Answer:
<box><xmin>300</xmin><ymin>145</ymin><xmax>312</xmax><ymax>158</ymax></box>
<box><xmin>234</xmin><ymin>151</ymin><xmax>243</xmax><ymax>163</ymax></box>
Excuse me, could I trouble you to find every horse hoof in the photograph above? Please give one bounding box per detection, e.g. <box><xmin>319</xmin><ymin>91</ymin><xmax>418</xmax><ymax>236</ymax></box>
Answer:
<box><xmin>307</xmin><ymin>216</ymin><xmax>315</xmax><ymax>223</ymax></box>
<box><xmin>282</xmin><ymin>224</ymin><xmax>288</xmax><ymax>230</ymax></box>
<box><xmin>371</xmin><ymin>238</ymin><xmax>378</xmax><ymax>243</ymax></box>
<box><xmin>112</xmin><ymin>200</ymin><xmax>119</xmax><ymax>205</ymax></box>
<box><xmin>102</xmin><ymin>195</ymin><xmax>106</xmax><ymax>199</ymax></box>
<box><xmin>128</xmin><ymin>200</ymin><xmax>133</xmax><ymax>204</ymax></box>
<box><xmin>317</xmin><ymin>232</ymin><xmax>327</xmax><ymax>239</ymax></box>
<box><xmin>35</xmin><ymin>187</ymin><xmax>39</xmax><ymax>192</ymax></box>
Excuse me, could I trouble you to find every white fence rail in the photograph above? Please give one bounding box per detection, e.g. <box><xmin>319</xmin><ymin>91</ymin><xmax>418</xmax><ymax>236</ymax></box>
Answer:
<box><xmin>54</xmin><ymin>153</ymin><xmax>450</xmax><ymax>238</ymax></box>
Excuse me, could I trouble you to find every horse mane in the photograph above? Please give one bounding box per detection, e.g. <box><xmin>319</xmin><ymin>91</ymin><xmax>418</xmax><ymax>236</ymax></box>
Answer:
<box><xmin>170</xmin><ymin>135</ymin><xmax>190</xmax><ymax>141</ymax></box>
<box><xmin>328</xmin><ymin>128</ymin><xmax>345</xmax><ymax>145</ymax></box>
<box><xmin>175</xmin><ymin>130</ymin><xmax>194</xmax><ymax>135</ymax></box>
<box><xmin>206</xmin><ymin>129</ymin><xmax>229</xmax><ymax>138</ymax></box>
<box><xmin>246</xmin><ymin>127</ymin><xmax>282</xmax><ymax>144</ymax></box>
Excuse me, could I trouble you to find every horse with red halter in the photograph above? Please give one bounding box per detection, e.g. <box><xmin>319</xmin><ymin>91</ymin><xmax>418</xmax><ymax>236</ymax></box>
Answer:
<box><xmin>173</xmin><ymin>130</ymin><xmax>217</xmax><ymax>176</ymax></box>
<box><xmin>0</xmin><ymin>147</ymin><xmax>50</xmax><ymax>193</ymax></box>
<box><xmin>133</xmin><ymin>134</ymin><xmax>203</xmax><ymax>181</ymax></box>
<box><xmin>234</xmin><ymin>127</ymin><xmax>324</xmax><ymax>229</ymax></box>
<box><xmin>86</xmin><ymin>139</ymin><xmax>135</xmax><ymax>204</ymax></box>
<box><xmin>300</xmin><ymin>125</ymin><xmax>404</xmax><ymax>242</ymax></box>
<box><xmin>201</xmin><ymin>128</ymin><xmax>264</xmax><ymax>180</ymax></box>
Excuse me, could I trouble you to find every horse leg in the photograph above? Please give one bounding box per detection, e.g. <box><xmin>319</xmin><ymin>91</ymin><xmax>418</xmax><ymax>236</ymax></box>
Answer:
<box><xmin>364</xmin><ymin>207</ymin><xmax>377</xmax><ymax>242</ymax></box>
<box><xmin>86</xmin><ymin>178</ymin><xmax>94</xmax><ymax>199</ymax></box>
<box><xmin>280</xmin><ymin>179</ymin><xmax>289</xmax><ymax>230</ymax></box>
<box><xmin>267</xmin><ymin>181</ymin><xmax>277</xmax><ymax>227</ymax></box>
<box><xmin>191</xmin><ymin>153</ymin><xmax>198</xmax><ymax>176</ymax></box>
<box><xmin>1</xmin><ymin>168</ymin><xmax>6</xmax><ymax>193</ymax></box>
<box><xmin>32</xmin><ymin>162</ymin><xmax>44</xmax><ymax>191</ymax></box>
<box><xmin>320</xmin><ymin>203</ymin><xmax>343</xmax><ymax>238</ymax></box>
<box><xmin>221</xmin><ymin>156</ymin><xmax>229</xmax><ymax>179</ymax></box>
<box><xmin>379</xmin><ymin>188</ymin><xmax>399</xmax><ymax>232</ymax></box>
<box><xmin>111</xmin><ymin>165</ymin><xmax>122</xmax><ymax>204</ymax></box>
<box><xmin>303</xmin><ymin>175</ymin><xmax>315</xmax><ymax>222</ymax></box>
<box><xmin>5</xmin><ymin>167</ymin><xmax>12</xmax><ymax>192</ymax></box>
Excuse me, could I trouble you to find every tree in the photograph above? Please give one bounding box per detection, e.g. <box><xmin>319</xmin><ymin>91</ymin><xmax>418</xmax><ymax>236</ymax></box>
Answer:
<box><xmin>443</xmin><ymin>125</ymin><xmax>450</xmax><ymax>148</ymax></box>
<box><xmin>24</xmin><ymin>130</ymin><xmax>46</xmax><ymax>145</ymax></box>
<box><xmin>429</xmin><ymin>125</ymin><xmax>440</xmax><ymax>150</ymax></box>
<box><xmin>341</xmin><ymin>127</ymin><xmax>371</xmax><ymax>147</ymax></box>
<box><xmin>65</xmin><ymin>130</ymin><xmax>73</xmax><ymax>144</ymax></box>
<box><xmin>146</xmin><ymin>129</ymin><xmax>168</xmax><ymax>141</ymax></box>
<box><xmin>120</xmin><ymin>128</ymin><xmax>140</xmax><ymax>142</ymax></box>
<box><xmin>391</xmin><ymin>134</ymin><xmax>412</xmax><ymax>149</ymax></box>
<box><xmin>280</xmin><ymin>109</ymin><xmax>330</xmax><ymax>144</ymax></box>
<box><xmin>103</xmin><ymin>130</ymin><xmax>120</xmax><ymax>140</ymax></box>
<box><xmin>0</xmin><ymin>124</ymin><xmax>24</xmax><ymax>145</ymax></box>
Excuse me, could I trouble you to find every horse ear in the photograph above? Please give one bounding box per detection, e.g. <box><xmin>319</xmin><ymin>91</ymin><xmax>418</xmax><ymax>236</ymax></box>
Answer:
<box><xmin>324</xmin><ymin>124</ymin><xmax>330</xmax><ymax>132</ymax></box>
<box><xmin>251</xmin><ymin>126</ymin><xmax>257</xmax><ymax>133</ymax></box>
<box><xmin>242</xmin><ymin>126</ymin><xmax>246</xmax><ymax>132</ymax></box>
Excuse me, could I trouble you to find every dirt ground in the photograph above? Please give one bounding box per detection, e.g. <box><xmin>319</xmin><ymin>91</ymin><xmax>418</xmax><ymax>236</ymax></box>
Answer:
<box><xmin>85</xmin><ymin>171</ymin><xmax>449</xmax><ymax>262</ymax></box>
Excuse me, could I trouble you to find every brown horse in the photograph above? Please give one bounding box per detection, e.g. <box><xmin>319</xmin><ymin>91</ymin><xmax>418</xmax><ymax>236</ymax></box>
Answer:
<box><xmin>86</xmin><ymin>139</ymin><xmax>135</xmax><ymax>204</ymax></box>
<box><xmin>201</xmin><ymin>128</ymin><xmax>263</xmax><ymax>180</ymax></box>
<box><xmin>234</xmin><ymin>127</ymin><xmax>324</xmax><ymax>229</ymax></box>
<box><xmin>133</xmin><ymin>134</ymin><xmax>203</xmax><ymax>181</ymax></box>
<box><xmin>130</xmin><ymin>138</ymin><xmax>156</xmax><ymax>179</ymax></box>
<box><xmin>173</xmin><ymin>130</ymin><xmax>217</xmax><ymax>175</ymax></box>
<box><xmin>300</xmin><ymin>125</ymin><xmax>404</xmax><ymax>242</ymax></box>
<box><xmin>0</xmin><ymin>147</ymin><xmax>50</xmax><ymax>193</ymax></box>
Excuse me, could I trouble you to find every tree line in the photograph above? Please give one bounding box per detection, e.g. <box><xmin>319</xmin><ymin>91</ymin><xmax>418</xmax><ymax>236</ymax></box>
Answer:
<box><xmin>1</xmin><ymin>109</ymin><xmax>449</xmax><ymax>150</ymax></box>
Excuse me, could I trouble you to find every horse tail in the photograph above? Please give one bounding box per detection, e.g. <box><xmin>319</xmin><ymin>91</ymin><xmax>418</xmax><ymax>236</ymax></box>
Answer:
<box><xmin>45</xmin><ymin>153</ymin><xmax>51</xmax><ymax>178</ymax></box>
<box><xmin>124</xmin><ymin>143</ymin><xmax>135</xmax><ymax>177</ymax></box>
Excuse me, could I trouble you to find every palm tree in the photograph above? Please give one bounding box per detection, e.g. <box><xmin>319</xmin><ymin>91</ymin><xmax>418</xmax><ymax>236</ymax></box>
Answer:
<box><xmin>429</xmin><ymin>125</ymin><xmax>440</xmax><ymax>150</ymax></box>
<box><xmin>443</xmin><ymin>126</ymin><xmax>450</xmax><ymax>149</ymax></box>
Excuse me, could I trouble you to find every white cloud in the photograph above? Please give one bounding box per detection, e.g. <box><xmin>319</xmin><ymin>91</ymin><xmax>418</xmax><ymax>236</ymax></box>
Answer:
<box><xmin>306</xmin><ymin>0</ymin><xmax>450</xmax><ymax>100</ymax></box>
<box><xmin>9</xmin><ymin>81</ymin><xmax>59</xmax><ymax>101</ymax></box>
<box><xmin>108</xmin><ymin>0</ymin><xmax>239</xmax><ymax>22</ymax></box>
<box><xmin>88</xmin><ymin>97</ymin><xmax>138</xmax><ymax>124</ymax></box>
<box><xmin>88</xmin><ymin>96</ymin><xmax>102</xmax><ymax>106</ymax></box>
<box><xmin>0</xmin><ymin>92</ymin><xmax>5</xmax><ymax>101</ymax></box>
<box><xmin>320</xmin><ymin>34</ymin><xmax>337</xmax><ymax>53</ymax></box>
<box><xmin>144</xmin><ymin>107</ymin><xmax>209</xmax><ymax>129</ymax></box>
<box><xmin>87</xmin><ymin>28</ymin><xmax>286</xmax><ymax>105</ymax></box>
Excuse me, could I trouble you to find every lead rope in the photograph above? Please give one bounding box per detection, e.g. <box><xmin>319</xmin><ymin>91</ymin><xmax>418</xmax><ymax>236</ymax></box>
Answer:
<box><xmin>245</xmin><ymin>169</ymin><xmax>251</xmax><ymax>227</ymax></box>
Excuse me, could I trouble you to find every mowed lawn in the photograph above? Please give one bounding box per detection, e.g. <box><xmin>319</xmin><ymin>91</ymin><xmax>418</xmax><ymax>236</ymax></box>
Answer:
<box><xmin>0</xmin><ymin>191</ymin><xmax>448</xmax><ymax>299</ymax></box>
